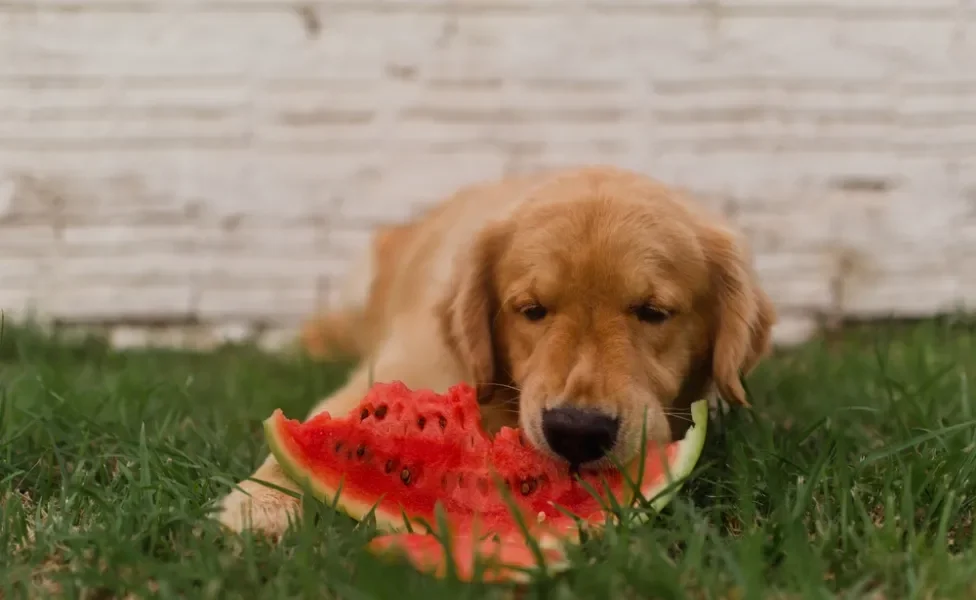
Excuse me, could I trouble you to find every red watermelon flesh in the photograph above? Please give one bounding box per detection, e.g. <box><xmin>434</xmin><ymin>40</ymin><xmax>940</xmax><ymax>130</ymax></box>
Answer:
<box><xmin>264</xmin><ymin>380</ymin><xmax>708</xmax><ymax>543</ymax></box>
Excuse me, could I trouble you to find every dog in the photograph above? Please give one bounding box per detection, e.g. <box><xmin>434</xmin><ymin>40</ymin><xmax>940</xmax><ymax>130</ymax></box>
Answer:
<box><xmin>216</xmin><ymin>165</ymin><xmax>776</xmax><ymax>537</ymax></box>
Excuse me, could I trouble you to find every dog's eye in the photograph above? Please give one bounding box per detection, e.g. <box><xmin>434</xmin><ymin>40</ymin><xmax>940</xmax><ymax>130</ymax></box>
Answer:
<box><xmin>632</xmin><ymin>304</ymin><xmax>670</xmax><ymax>324</ymax></box>
<box><xmin>520</xmin><ymin>304</ymin><xmax>548</xmax><ymax>322</ymax></box>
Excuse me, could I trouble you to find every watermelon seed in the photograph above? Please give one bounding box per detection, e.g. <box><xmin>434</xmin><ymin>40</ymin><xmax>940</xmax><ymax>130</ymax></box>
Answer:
<box><xmin>417</xmin><ymin>416</ymin><xmax>426</xmax><ymax>430</ymax></box>
<box><xmin>400</xmin><ymin>468</ymin><xmax>412</xmax><ymax>485</ymax></box>
<box><xmin>360</xmin><ymin>408</ymin><xmax>369</xmax><ymax>420</ymax></box>
<box><xmin>375</xmin><ymin>405</ymin><xmax>388</xmax><ymax>419</ymax></box>
<box><xmin>385</xmin><ymin>459</ymin><xmax>396</xmax><ymax>474</ymax></box>
<box><xmin>334</xmin><ymin>442</ymin><xmax>343</xmax><ymax>453</ymax></box>
<box><xmin>520</xmin><ymin>478</ymin><xmax>538</xmax><ymax>496</ymax></box>
<box><xmin>438</xmin><ymin>415</ymin><xmax>447</xmax><ymax>430</ymax></box>
<box><xmin>356</xmin><ymin>444</ymin><xmax>366</xmax><ymax>458</ymax></box>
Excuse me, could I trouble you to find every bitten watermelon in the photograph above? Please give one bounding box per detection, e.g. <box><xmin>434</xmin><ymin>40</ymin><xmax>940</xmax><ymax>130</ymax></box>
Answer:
<box><xmin>264</xmin><ymin>381</ymin><xmax>707</xmax><ymax>581</ymax></box>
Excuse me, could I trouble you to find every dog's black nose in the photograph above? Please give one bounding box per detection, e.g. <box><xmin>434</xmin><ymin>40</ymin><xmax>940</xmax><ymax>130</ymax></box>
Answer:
<box><xmin>541</xmin><ymin>406</ymin><xmax>620</xmax><ymax>467</ymax></box>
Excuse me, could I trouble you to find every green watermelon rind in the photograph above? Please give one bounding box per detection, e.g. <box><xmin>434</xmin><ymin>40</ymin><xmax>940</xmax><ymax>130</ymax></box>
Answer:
<box><xmin>640</xmin><ymin>398</ymin><xmax>709</xmax><ymax>517</ymax></box>
<box><xmin>263</xmin><ymin>410</ymin><xmax>419</xmax><ymax>533</ymax></box>
<box><xmin>263</xmin><ymin>397</ymin><xmax>708</xmax><ymax>537</ymax></box>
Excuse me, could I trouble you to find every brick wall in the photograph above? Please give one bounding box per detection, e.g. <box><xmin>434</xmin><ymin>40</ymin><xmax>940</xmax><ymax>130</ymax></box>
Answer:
<box><xmin>1</xmin><ymin>1</ymin><xmax>974</xmax><ymax>349</ymax></box>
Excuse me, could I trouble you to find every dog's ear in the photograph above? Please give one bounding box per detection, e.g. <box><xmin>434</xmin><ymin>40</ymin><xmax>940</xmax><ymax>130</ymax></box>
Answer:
<box><xmin>438</xmin><ymin>221</ymin><xmax>512</xmax><ymax>403</ymax></box>
<box><xmin>699</xmin><ymin>223</ymin><xmax>776</xmax><ymax>407</ymax></box>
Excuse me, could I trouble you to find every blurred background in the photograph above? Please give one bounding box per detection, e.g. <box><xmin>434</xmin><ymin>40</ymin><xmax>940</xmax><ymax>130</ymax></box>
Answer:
<box><xmin>0</xmin><ymin>0</ymin><xmax>973</xmax><ymax>351</ymax></box>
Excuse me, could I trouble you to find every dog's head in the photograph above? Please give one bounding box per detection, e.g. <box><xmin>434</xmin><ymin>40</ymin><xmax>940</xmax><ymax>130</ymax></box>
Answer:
<box><xmin>441</xmin><ymin>167</ymin><xmax>775</xmax><ymax>468</ymax></box>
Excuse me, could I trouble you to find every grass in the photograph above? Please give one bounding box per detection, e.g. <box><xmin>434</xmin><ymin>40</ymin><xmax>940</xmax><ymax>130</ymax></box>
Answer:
<box><xmin>2</xmin><ymin>317</ymin><xmax>976</xmax><ymax>599</ymax></box>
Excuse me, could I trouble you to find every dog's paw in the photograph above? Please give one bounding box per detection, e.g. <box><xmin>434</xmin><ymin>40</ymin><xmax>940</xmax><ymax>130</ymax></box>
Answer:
<box><xmin>706</xmin><ymin>395</ymin><xmax>729</xmax><ymax>417</ymax></box>
<box><xmin>216</xmin><ymin>480</ymin><xmax>301</xmax><ymax>539</ymax></box>
<box><xmin>706</xmin><ymin>395</ymin><xmax>731</xmax><ymax>435</ymax></box>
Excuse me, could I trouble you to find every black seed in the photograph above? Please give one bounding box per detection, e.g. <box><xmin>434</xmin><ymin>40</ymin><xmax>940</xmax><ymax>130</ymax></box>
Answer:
<box><xmin>375</xmin><ymin>405</ymin><xmax>388</xmax><ymax>419</ymax></box>
<box><xmin>520</xmin><ymin>478</ymin><xmax>538</xmax><ymax>496</ymax></box>
<box><xmin>438</xmin><ymin>415</ymin><xmax>448</xmax><ymax>430</ymax></box>
<box><xmin>458</xmin><ymin>474</ymin><xmax>465</xmax><ymax>487</ymax></box>
<box><xmin>356</xmin><ymin>445</ymin><xmax>366</xmax><ymax>458</ymax></box>
<box><xmin>334</xmin><ymin>442</ymin><xmax>343</xmax><ymax>453</ymax></box>
<box><xmin>400</xmin><ymin>468</ymin><xmax>412</xmax><ymax>485</ymax></box>
<box><xmin>385</xmin><ymin>459</ymin><xmax>395</xmax><ymax>474</ymax></box>
<box><xmin>417</xmin><ymin>416</ymin><xmax>426</xmax><ymax>430</ymax></box>
<box><xmin>360</xmin><ymin>408</ymin><xmax>369</xmax><ymax>420</ymax></box>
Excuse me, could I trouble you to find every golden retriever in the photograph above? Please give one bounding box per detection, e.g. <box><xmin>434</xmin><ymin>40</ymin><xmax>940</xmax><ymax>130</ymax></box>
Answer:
<box><xmin>216</xmin><ymin>165</ymin><xmax>776</xmax><ymax>536</ymax></box>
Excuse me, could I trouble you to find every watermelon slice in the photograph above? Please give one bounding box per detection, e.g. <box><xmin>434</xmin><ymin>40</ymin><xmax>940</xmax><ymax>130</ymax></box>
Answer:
<box><xmin>264</xmin><ymin>381</ymin><xmax>707</xmax><ymax>581</ymax></box>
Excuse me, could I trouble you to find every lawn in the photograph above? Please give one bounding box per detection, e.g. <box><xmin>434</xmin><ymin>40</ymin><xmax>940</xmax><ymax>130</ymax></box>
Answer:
<box><xmin>2</xmin><ymin>318</ymin><xmax>976</xmax><ymax>599</ymax></box>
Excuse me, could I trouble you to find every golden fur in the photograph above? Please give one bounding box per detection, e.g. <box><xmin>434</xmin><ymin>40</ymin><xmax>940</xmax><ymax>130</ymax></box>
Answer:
<box><xmin>217</xmin><ymin>165</ymin><xmax>776</xmax><ymax>536</ymax></box>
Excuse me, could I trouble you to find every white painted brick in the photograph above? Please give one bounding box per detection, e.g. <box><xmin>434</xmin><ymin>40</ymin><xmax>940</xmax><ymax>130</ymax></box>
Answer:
<box><xmin>735</xmin><ymin>211</ymin><xmax>835</xmax><ymax>253</ymax></box>
<box><xmin>0</xmin><ymin>0</ymin><xmax>972</xmax><ymax>335</ymax></box>
<box><xmin>832</xmin><ymin>20</ymin><xmax>962</xmax><ymax>71</ymax></box>
<box><xmin>0</xmin><ymin>225</ymin><xmax>59</xmax><ymax>255</ymax></box>
<box><xmin>200</xmin><ymin>255</ymin><xmax>342</xmax><ymax>285</ymax></box>
<box><xmin>0</xmin><ymin>116</ymin><xmax>247</xmax><ymax>145</ymax></box>
<box><xmin>709</xmin><ymin>21</ymin><xmax>887</xmax><ymax>79</ymax></box>
<box><xmin>0</xmin><ymin>11</ymin><xmax>451</xmax><ymax>79</ymax></box>
<box><xmin>717</xmin><ymin>0</ymin><xmax>958</xmax><ymax>8</ymax></box>
<box><xmin>0</xmin><ymin>175</ymin><xmax>14</xmax><ymax>214</ymax></box>
<box><xmin>897</xmin><ymin>123</ymin><xmax>976</xmax><ymax>149</ymax></box>
<box><xmin>52</xmin><ymin>256</ymin><xmax>203</xmax><ymax>285</ymax></box>
<box><xmin>59</xmin><ymin>225</ymin><xmax>198</xmax><ymax>253</ymax></box>
<box><xmin>842</xmin><ymin>276</ymin><xmax>962</xmax><ymax>317</ymax></box>
<box><xmin>959</xmin><ymin>278</ymin><xmax>976</xmax><ymax>311</ymax></box>
<box><xmin>771</xmin><ymin>315</ymin><xmax>820</xmax><ymax>348</ymax></box>
<box><xmin>0</xmin><ymin>289</ymin><xmax>36</xmax><ymax>315</ymax></box>
<box><xmin>325</xmin><ymin>227</ymin><xmax>374</xmax><ymax>258</ymax></box>
<box><xmin>762</xmin><ymin>278</ymin><xmax>835</xmax><ymax>312</ymax></box>
<box><xmin>38</xmin><ymin>285</ymin><xmax>195</xmax><ymax>320</ymax></box>
<box><xmin>649</xmin><ymin>152</ymin><xmax>896</xmax><ymax>202</ymax></box>
<box><xmin>898</xmin><ymin>90</ymin><xmax>973</xmax><ymax>115</ymax></box>
<box><xmin>195</xmin><ymin>225</ymin><xmax>328</xmax><ymax>255</ymax></box>
<box><xmin>337</xmin><ymin>153</ymin><xmax>509</xmax><ymax>221</ymax></box>
<box><xmin>195</xmin><ymin>287</ymin><xmax>319</xmax><ymax>322</ymax></box>
<box><xmin>0</xmin><ymin>258</ymin><xmax>50</xmax><ymax>286</ymax></box>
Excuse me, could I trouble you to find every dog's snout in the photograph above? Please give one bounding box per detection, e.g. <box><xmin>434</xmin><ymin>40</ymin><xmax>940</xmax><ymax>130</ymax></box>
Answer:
<box><xmin>541</xmin><ymin>406</ymin><xmax>620</xmax><ymax>466</ymax></box>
